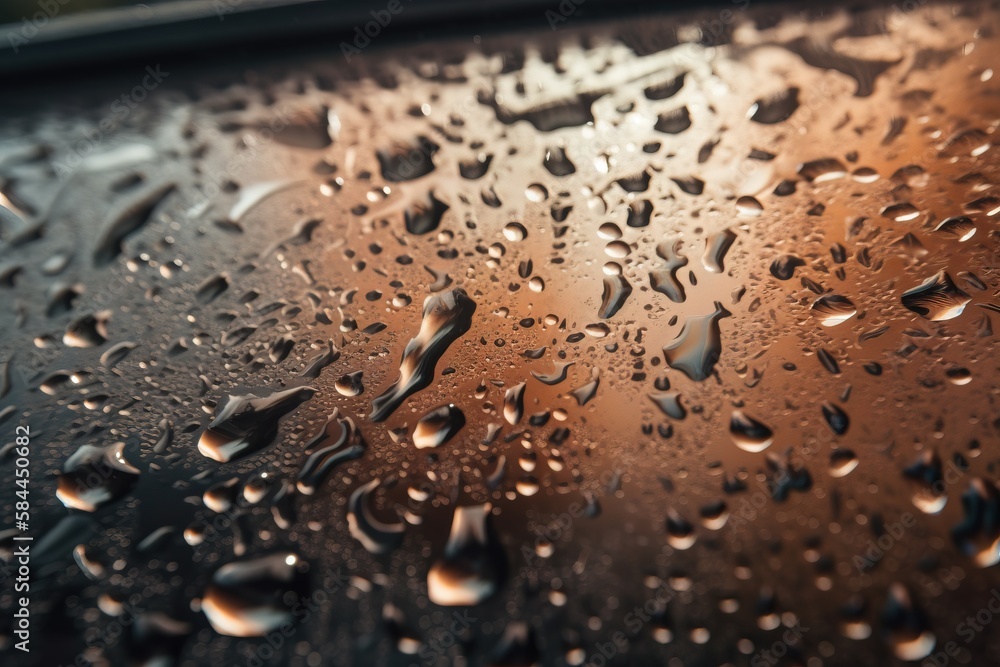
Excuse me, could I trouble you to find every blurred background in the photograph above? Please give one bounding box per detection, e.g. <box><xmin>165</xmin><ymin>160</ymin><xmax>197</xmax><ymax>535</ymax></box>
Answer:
<box><xmin>0</xmin><ymin>1</ymin><xmax>170</xmax><ymax>23</ymax></box>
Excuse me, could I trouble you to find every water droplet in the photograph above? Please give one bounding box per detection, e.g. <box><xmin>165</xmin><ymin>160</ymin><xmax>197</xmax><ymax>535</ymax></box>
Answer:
<box><xmin>665</xmin><ymin>508</ymin><xmax>696</xmax><ymax>549</ymax></box>
<box><xmin>301</xmin><ymin>340</ymin><xmax>339</xmax><ymax>378</ymax></box>
<box><xmin>99</xmin><ymin>341</ymin><xmax>137</xmax><ymax>368</ymax></box>
<box><xmin>204</xmin><ymin>477</ymin><xmax>240</xmax><ymax>513</ymax></box>
<box><xmin>404</xmin><ymin>191</ymin><xmax>449</xmax><ymax>235</ymax></box>
<box><xmin>901</xmin><ymin>271</ymin><xmax>970</xmax><ymax>321</ymax></box>
<box><xmin>184</xmin><ymin>524</ymin><xmax>206</xmax><ymax>546</ymax></box>
<box><xmin>797</xmin><ymin>158</ymin><xmax>846</xmax><ymax>182</ymax></box>
<box><xmin>729</xmin><ymin>411</ymin><xmax>774</xmax><ymax>452</ymax></box>
<box><xmin>604</xmin><ymin>240</ymin><xmax>630</xmax><ymax>258</ymax></box>
<box><xmin>377</xmin><ymin>136</ymin><xmax>438</xmax><ymax>181</ymax></box>
<box><xmin>503</xmin><ymin>222</ymin><xmax>527</xmax><ymax>242</ymax></box>
<box><xmin>198</xmin><ymin>386</ymin><xmax>315</xmax><ymax>463</ymax></box>
<box><xmin>946</xmin><ymin>367</ymin><xmax>972</xmax><ymax>385</ymax></box>
<box><xmin>770</xmin><ymin>255</ymin><xmax>805</xmax><ymax>280</ymax></box>
<box><xmin>702</xmin><ymin>229</ymin><xmax>737</xmax><ymax>273</ymax></box>
<box><xmin>96</xmin><ymin>181</ymin><xmax>176</xmax><ymax>264</ymax></box>
<box><xmin>883</xmin><ymin>584</ymin><xmax>935</xmax><ymax>661</ymax></box>
<box><xmin>503</xmin><ymin>382</ymin><xmax>526</xmax><ymax>425</ymax></box>
<box><xmin>57</xmin><ymin>442</ymin><xmax>140</xmax><ymax>512</ymax></box>
<box><xmin>651</xmin><ymin>240</ymin><xmax>688</xmax><ymax>303</ymax></box>
<box><xmin>335</xmin><ymin>371</ymin><xmax>364</xmax><ymax>396</ymax></box>
<box><xmin>243</xmin><ymin>476</ymin><xmax>270</xmax><ymax>504</ymax></box>
<box><xmin>627</xmin><ymin>200</ymin><xmax>653</xmax><ymax>228</ymax></box>
<box><xmin>459</xmin><ymin>153</ymin><xmax>492</xmax><ymax>179</ymax></box>
<box><xmin>599</xmin><ymin>275</ymin><xmax>632</xmax><ymax>318</ymax></box>
<box><xmin>531</xmin><ymin>361</ymin><xmax>574</xmax><ymax>386</ymax></box>
<box><xmin>414</xmin><ymin>404</ymin><xmax>466</xmax><ymax>448</ymax></box>
<box><xmin>201</xmin><ymin>553</ymin><xmax>307</xmax><ymax>637</ymax></box>
<box><xmin>64</xmin><ymin>311</ymin><xmax>110</xmax><ymax>348</ymax></box>
<box><xmin>951</xmin><ymin>478</ymin><xmax>1000</xmax><ymax>567</ymax></box>
<box><xmin>649</xmin><ymin>391</ymin><xmax>686</xmax><ymax>419</ymax></box>
<box><xmin>348</xmin><ymin>479</ymin><xmax>405</xmax><ymax>554</ymax></box>
<box><xmin>371</xmin><ymin>288</ymin><xmax>476</xmax><ymax>421</ymax></box>
<box><xmin>662</xmin><ymin>303</ymin><xmax>730</xmax><ymax>381</ymax></box>
<box><xmin>543</xmin><ymin>146</ymin><xmax>576</xmax><ymax>176</ymax></box>
<box><xmin>585</xmin><ymin>322</ymin><xmax>609</xmax><ymax>338</ymax></box>
<box><xmin>571</xmin><ymin>373</ymin><xmax>600</xmax><ymax>406</ymax></box>
<box><xmin>881</xmin><ymin>202</ymin><xmax>921</xmax><ymax>222</ymax></box>
<box><xmin>427</xmin><ymin>504</ymin><xmax>506</xmax><ymax>606</ymax></box>
<box><xmin>644</xmin><ymin>72</ymin><xmax>685</xmax><ymax>100</ymax></box>
<box><xmin>903</xmin><ymin>451</ymin><xmax>948</xmax><ymax>514</ymax></box>
<box><xmin>525</xmin><ymin>184</ymin><xmax>548</xmax><ymax>202</ymax></box>
<box><xmin>152</xmin><ymin>418</ymin><xmax>173</xmax><ymax>455</ymax></box>
<box><xmin>196</xmin><ymin>274</ymin><xmax>229</xmax><ymax>304</ymax></box>
<box><xmin>821</xmin><ymin>401</ymin><xmax>850</xmax><ymax>435</ymax></box>
<box><xmin>598</xmin><ymin>222</ymin><xmax>622</xmax><ymax>240</ymax></box>
<box><xmin>296</xmin><ymin>414</ymin><xmax>365</xmax><ymax>494</ymax></box>
<box><xmin>735</xmin><ymin>196</ymin><xmax>763</xmax><ymax>217</ymax></box>
<box><xmin>852</xmin><ymin>167</ymin><xmax>880</xmax><ymax>183</ymax></box>
<box><xmin>829</xmin><ymin>449</ymin><xmax>859</xmax><ymax>477</ymax></box>
<box><xmin>699</xmin><ymin>500</ymin><xmax>729</xmax><ymax>529</ymax></box>
<box><xmin>655</xmin><ymin>106</ymin><xmax>691</xmax><ymax>134</ymax></box>
<box><xmin>811</xmin><ymin>295</ymin><xmax>857</xmax><ymax>327</ymax></box>
<box><xmin>817</xmin><ymin>348</ymin><xmax>841</xmax><ymax>375</ymax></box>
<box><xmin>749</xmin><ymin>87</ymin><xmax>799</xmax><ymax>124</ymax></box>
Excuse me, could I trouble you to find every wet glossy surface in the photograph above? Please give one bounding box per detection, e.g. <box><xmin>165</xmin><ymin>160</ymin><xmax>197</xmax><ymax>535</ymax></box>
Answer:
<box><xmin>1</xmin><ymin>1</ymin><xmax>1000</xmax><ymax>665</ymax></box>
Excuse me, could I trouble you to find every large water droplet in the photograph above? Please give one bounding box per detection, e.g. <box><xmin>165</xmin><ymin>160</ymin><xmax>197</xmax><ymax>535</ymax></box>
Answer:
<box><xmin>428</xmin><ymin>504</ymin><xmax>506</xmax><ymax>606</ymax></box>
<box><xmin>821</xmin><ymin>401</ymin><xmax>850</xmax><ymax>435</ymax></box>
<box><xmin>198</xmin><ymin>386</ymin><xmax>315</xmax><ymax>463</ymax></box>
<box><xmin>665</xmin><ymin>508</ymin><xmax>696</xmax><ymax>549</ymax></box>
<box><xmin>531</xmin><ymin>361</ymin><xmax>574</xmax><ymax>386</ymax></box>
<box><xmin>934</xmin><ymin>216</ymin><xmax>976</xmax><ymax>241</ymax></box>
<box><xmin>201</xmin><ymin>552</ymin><xmax>307</xmax><ymax>637</ymax></box>
<box><xmin>811</xmin><ymin>295</ymin><xmax>857</xmax><ymax>327</ymax></box>
<box><xmin>348</xmin><ymin>478</ymin><xmax>405</xmax><ymax>554</ymax></box>
<box><xmin>377</xmin><ymin>136</ymin><xmax>438</xmax><ymax>182</ymax></box>
<box><xmin>503</xmin><ymin>382</ymin><xmax>526</xmax><ymax>425</ymax></box>
<box><xmin>901</xmin><ymin>271</ymin><xmax>970</xmax><ymax>321</ymax></box>
<box><xmin>649</xmin><ymin>391</ymin><xmax>686</xmax><ymax>419</ymax></box>
<box><xmin>57</xmin><ymin>442</ymin><xmax>140</xmax><ymax>511</ymax></box>
<box><xmin>702</xmin><ymin>229</ymin><xmax>737</xmax><ymax>273</ymax></box>
<box><xmin>543</xmin><ymin>146</ymin><xmax>576</xmax><ymax>176</ymax></box>
<box><xmin>883</xmin><ymin>584</ymin><xmax>935</xmax><ymax>661</ymax></box>
<box><xmin>951</xmin><ymin>478</ymin><xmax>1000</xmax><ymax>567</ymax></box>
<box><xmin>95</xmin><ymin>180</ymin><xmax>176</xmax><ymax>265</ymax></box>
<box><xmin>371</xmin><ymin>288</ymin><xmax>476</xmax><ymax>421</ymax></box>
<box><xmin>404</xmin><ymin>191</ymin><xmax>449</xmax><ymax>235</ymax></box>
<box><xmin>655</xmin><ymin>106</ymin><xmax>691</xmax><ymax>134</ymax></box>
<box><xmin>749</xmin><ymin>87</ymin><xmax>799</xmax><ymax>124</ymax></box>
<box><xmin>729</xmin><ymin>411</ymin><xmax>774</xmax><ymax>452</ymax></box>
<box><xmin>413</xmin><ymin>404</ymin><xmax>466</xmax><ymax>448</ymax></box>
<box><xmin>599</xmin><ymin>274</ymin><xmax>632</xmax><ymax>319</ymax></box>
<box><xmin>296</xmin><ymin>413</ymin><xmax>365</xmax><ymax>494</ymax></box>
<box><xmin>662</xmin><ymin>303</ymin><xmax>730</xmax><ymax>381</ymax></box>
<box><xmin>770</xmin><ymin>254</ymin><xmax>805</xmax><ymax>280</ymax></box>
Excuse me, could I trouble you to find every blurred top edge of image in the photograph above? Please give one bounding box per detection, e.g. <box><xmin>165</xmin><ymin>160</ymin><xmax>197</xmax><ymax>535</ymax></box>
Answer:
<box><xmin>0</xmin><ymin>0</ymin><xmax>781</xmax><ymax>78</ymax></box>
<box><xmin>0</xmin><ymin>0</ymin><xmax>171</xmax><ymax>23</ymax></box>
<box><xmin>0</xmin><ymin>0</ymin><xmax>850</xmax><ymax>33</ymax></box>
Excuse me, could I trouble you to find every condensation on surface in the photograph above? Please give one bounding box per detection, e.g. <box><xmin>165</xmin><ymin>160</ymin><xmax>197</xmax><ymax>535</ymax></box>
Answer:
<box><xmin>1</xmin><ymin>1</ymin><xmax>999</xmax><ymax>665</ymax></box>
